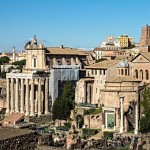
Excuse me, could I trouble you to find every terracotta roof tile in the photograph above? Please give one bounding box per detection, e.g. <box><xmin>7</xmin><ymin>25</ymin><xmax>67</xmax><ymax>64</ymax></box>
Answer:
<box><xmin>2</xmin><ymin>113</ymin><xmax>25</xmax><ymax>126</ymax></box>
<box><xmin>107</xmin><ymin>76</ymin><xmax>141</xmax><ymax>83</ymax></box>
<box><xmin>46</xmin><ymin>47</ymin><xmax>87</xmax><ymax>56</ymax></box>
<box><xmin>140</xmin><ymin>52</ymin><xmax>150</xmax><ymax>61</ymax></box>
<box><xmin>85</xmin><ymin>60</ymin><xmax>120</xmax><ymax>69</ymax></box>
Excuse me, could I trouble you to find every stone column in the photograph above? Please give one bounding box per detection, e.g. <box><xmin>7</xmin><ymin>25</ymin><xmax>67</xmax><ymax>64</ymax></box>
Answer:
<box><xmin>134</xmin><ymin>101</ymin><xmax>139</xmax><ymax>134</ymax></box>
<box><xmin>83</xmin><ymin>82</ymin><xmax>86</xmax><ymax>103</ymax></box>
<box><xmin>25</xmin><ymin>79</ymin><xmax>29</xmax><ymax>116</ymax></box>
<box><xmin>30</xmin><ymin>79</ymin><xmax>35</xmax><ymax>116</ymax></box>
<box><xmin>45</xmin><ymin>78</ymin><xmax>49</xmax><ymax>114</ymax></box>
<box><xmin>35</xmin><ymin>90</ymin><xmax>38</xmax><ymax>114</ymax></box>
<box><xmin>87</xmin><ymin>84</ymin><xmax>91</xmax><ymax>103</ymax></box>
<box><xmin>20</xmin><ymin>79</ymin><xmax>24</xmax><ymax>113</ymax></box>
<box><xmin>102</xmin><ymin>111</ymin><xmax>105</xmax><ymax>129</ymax></box>
<box><xmin>120</xmin><ymin>96</ymin><xmax>124</xmax><ymax>133</ymax></box>
<box><xmin>15</xmin><ymin>78</ymin><xmax>19</xmax><ymax>113</ymax></box>
<box><xmin>6</xmin><ymin>78</ymin><xmax>10</xmax><ymax>114</ymax></box>
<box><xmin>10</xmin><ymin>78</ymin><xmax>14</xmax><ymax>113</ymax></box>
<box><xmin>38</xmin><ymin>79</ymin><xmax>42</xmax><ymax>116</ymax></box>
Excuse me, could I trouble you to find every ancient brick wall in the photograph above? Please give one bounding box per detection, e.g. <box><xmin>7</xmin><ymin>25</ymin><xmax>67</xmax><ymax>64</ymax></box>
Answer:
<box><xmin>0</xmin><ymin>131</ymin><xmax>39</xmax><ymax>150</ymax></box>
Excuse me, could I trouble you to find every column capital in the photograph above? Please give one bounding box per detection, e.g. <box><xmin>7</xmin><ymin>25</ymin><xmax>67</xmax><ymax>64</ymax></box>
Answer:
<box><xmin>6</xmin><ymin>78</ymin><xmax>10</xmax><ymax>82</ymax></box>
<box><xmin>119</xmin><ymin>96</ymin><xmax>124</xmax><ymax>101</ymax></box>
<box><xmin>25</xmin><ymin>79</ymin><xmax>29</xmax><ymax>84</ymax></box>
<box><xmin>30</xmin><ymin>79</ymin><xmax>34</xmax><ymax>84</ymax></box>
<box><xmin>11</xmin><ymin>78</ymin><xmax>14</xmax><ymax>83</ymax></box>
<box><xmin>39</xmin><ymin>78</ymin><xmax>42</xmax><ymax>83</ymax></box>
<box><xmin>40</xmin><ymin>78</ymin><xmax>45</xmax><ymax>85</ymax></box>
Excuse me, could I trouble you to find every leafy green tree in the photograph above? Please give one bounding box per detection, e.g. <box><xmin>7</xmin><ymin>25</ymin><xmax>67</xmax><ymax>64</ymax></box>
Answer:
<box><xmin>0</xmin><ymin>71</ymin><xmax>6</xmax><ymax>78</ymax></box>
<box><xmin>140</xmin><ymin>87</ymin><xmax>150</xmax><ymax>133</ymax></box>
<box><xmin>0</xmin><ymin>56</ymin><xmax>10</xmax><ymax>64</ymax></box>
<box><xmin>52</xmin><ymin>81</ymin><xmax>75</xmax><ymax>121</ymax></box>
<box><xmin>12</xmin><ymin>59</ymin><xmax>26</xmax><ymax>69</ymax></box>
<box><xmin>12</xmin><ymin>59</ymin><xmax>26</xmax><ymax>66</ymax></box>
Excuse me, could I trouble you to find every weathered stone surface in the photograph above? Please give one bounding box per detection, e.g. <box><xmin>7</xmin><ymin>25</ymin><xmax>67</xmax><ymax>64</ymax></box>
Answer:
<box><xmin>25</xmin><ymin>115</ymin><xmax>52</xmax><ymax>123</ymax></box>
<box><xmin>0</xmin><ymin>127</ymin><xmax>40</xmax><ymax>150</ymax></box>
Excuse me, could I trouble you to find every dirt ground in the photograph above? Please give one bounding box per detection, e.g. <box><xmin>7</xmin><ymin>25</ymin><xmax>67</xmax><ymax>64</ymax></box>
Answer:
<box><xmin>0</xmin><ymin>127</ymin><xmax>33</xmax><ymax>140</ymax></box>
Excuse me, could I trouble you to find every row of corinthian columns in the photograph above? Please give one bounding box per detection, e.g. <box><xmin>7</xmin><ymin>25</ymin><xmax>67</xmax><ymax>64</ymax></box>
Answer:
<box><xmin>6</xmin><ymin>77</ymin><xmax>49</xmax><ymax>116</ymax></box>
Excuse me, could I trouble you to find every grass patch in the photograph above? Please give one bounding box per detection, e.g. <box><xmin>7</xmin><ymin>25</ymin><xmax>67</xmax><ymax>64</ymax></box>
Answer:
<box><xmin>82</xmin><ymin>128</ymin><xmax>100</xmax><ymax>138</ymax></box>
<box><xmin>84</xmin><ymin>107</ymin><xmax>102</xmax><ymax>115</ymax></box>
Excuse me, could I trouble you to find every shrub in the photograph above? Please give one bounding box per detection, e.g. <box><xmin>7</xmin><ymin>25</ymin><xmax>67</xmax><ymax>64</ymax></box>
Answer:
<box><xmin>82</xmin><ymin>128</ymin><xmax>100</xmax><ymax>138</ymax></box>
<box><xmin>64</xmin><ymin>122</ymin><xmax>71</xmax><ymax>128</ymax></box>
<box><xmin>103</xmin><ymin>131</ymin><xmax>115</xmax><ymax>138</ymax></box>
<box><xmin>84</xmin><ymin>107</ymin><xmax>102</xmax><ymax>115</ymax></box>
<box><xmin>139</xmin><ymin>116</ymin><xmax>150</xmax><ymax>133</ymax></box>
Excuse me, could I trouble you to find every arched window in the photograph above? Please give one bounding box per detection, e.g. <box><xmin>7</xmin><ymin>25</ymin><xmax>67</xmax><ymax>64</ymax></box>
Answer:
<box><xmin>140</xmin><ymin>70</ymin><xmax>143</xmax><ymax>80</ymax></box>
<box><xmin>121</xmin><ymin>69</ymin><xmax>124</xmax><ymax>75</ymax></box>
<box><xmin>135</xmin><ymin>70</ymin><xmax>138</xmax><ymax>78</ymax></box>
<box><xmin>145</xmin><ymin>70</ymin><xmax>149</xmax><ymax>80</ymax></box>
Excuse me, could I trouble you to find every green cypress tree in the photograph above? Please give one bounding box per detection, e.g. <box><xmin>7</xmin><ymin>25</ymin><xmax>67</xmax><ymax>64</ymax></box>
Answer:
<box><xmin>140</xmin><ymin>87</ymin><xmax>150</xmax><ymax>133</ymax></box>
<box><xmin>52</xmin><ymin>81</ymin><xmax>75</xmax><ymax>121</ymax></box>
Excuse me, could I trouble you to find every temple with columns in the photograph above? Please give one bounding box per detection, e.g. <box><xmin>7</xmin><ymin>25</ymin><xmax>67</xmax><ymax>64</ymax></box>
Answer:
<box><xmin>6</xmin><ymin>36</ymin><xmax>50</xmax><ymax>116</ymax></box>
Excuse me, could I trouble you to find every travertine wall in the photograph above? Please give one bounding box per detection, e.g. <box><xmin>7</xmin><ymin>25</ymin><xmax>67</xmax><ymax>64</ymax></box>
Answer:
<box><xmin>84</xmin><ymin>113</ymin><xmax>102</xmax><ymax>129</ymax></box>
<box><xmin>101</xmin><ymin>82</ymin><xmax>139</xmax><ymax>109</ymax></box>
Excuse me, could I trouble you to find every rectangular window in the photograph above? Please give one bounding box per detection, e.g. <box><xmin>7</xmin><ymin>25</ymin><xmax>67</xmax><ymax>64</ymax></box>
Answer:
<box><xmin>34</xmin><ymin>58</ymin><xmax>36</xmax><ymax>68</ymax></box>
<box><xmin>32</xmin><ymin>58</ymin><xmax>37</xmax><ymax>68</ymax></box>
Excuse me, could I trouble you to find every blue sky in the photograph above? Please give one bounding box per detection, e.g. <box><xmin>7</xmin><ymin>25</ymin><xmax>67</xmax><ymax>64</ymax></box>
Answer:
<box><xmin>0</xmin><ymin>0</ymin><xmax>149</xmax><ymax>51</ymax></box>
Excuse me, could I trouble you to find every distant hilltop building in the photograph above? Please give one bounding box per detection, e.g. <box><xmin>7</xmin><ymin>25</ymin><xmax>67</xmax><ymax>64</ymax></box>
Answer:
<box><xmin>116</xmin><ymin>34</ymin><xmax>134</xmax><ymax>49</ymax></box>
<box><xmin>140</xmin><ymin>24</ymin><xmax>150</xmax><ymax>52</ymax></box>
<box><xmin>106</xmin><ymin>36</ymin><xmax>114</xmax><ymax>44</ymax></box>
<box><xmin>94</xmin><ymin>36</ymin><xmax>122</xmax><ymax>60</ymax></box>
